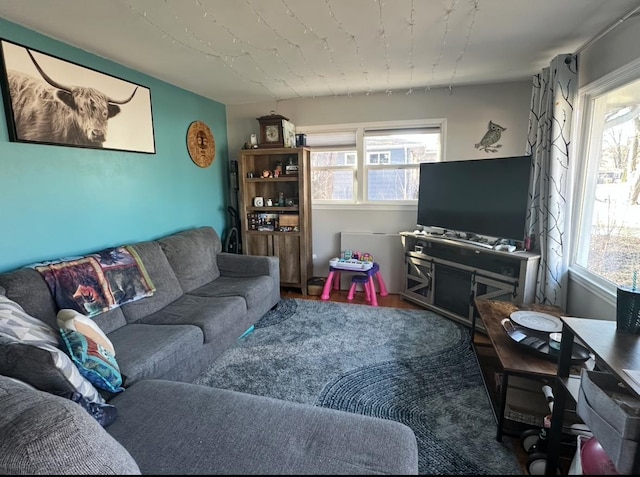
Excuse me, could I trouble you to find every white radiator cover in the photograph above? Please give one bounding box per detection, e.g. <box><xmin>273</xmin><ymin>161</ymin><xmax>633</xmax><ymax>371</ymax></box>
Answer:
<box><xmin>339</xmin><ymin>232</ymin><xmax>405</xmax><ymax>294</ymax></box>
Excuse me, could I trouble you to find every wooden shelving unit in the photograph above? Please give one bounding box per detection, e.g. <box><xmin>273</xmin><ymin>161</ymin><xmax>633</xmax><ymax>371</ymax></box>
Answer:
<box><xmin>238</xmin><ymin>147</ymin><xmax>313</xmax><ymax>295</ymax></box>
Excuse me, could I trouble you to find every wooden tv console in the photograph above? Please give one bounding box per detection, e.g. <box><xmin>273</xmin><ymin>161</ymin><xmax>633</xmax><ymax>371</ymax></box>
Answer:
<box><xmin>400</xmin><ymin>232</ymin><xmax>541</xmax><ymax>330</ymax></box>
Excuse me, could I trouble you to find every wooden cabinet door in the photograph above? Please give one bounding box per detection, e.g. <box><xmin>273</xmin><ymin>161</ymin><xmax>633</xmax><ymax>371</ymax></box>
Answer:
<box><xmin>274</xmin><ymin>234</ymin><xmax>301</xmax><ymax>284</ymax></box>
<box><xmin>245</xmin><ymin>234</ymin><xmax>272</xmax><ymax>257</ymax></box>
<box><xmin>245</xmin><ymin>233</ymin><xmax>302</xmax><ymax>286</ymax></box>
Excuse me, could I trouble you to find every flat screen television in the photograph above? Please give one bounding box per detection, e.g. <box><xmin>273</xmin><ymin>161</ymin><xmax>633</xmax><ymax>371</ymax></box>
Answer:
<box><xmin>417</xmin><ymin>155</ymin><xmax>532</xmax><ymax>242</ymax></box>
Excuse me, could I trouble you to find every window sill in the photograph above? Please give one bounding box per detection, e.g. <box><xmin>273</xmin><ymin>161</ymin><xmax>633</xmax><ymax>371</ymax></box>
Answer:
<box><xmin>312</xmin><ymin>203</ymin><xmax>417</xmax><ymax>212</ymax></box>
<box><xmin>568</xmin><ymin>266</ymin><xmax>617</xmax><ymax>308</ymax></box>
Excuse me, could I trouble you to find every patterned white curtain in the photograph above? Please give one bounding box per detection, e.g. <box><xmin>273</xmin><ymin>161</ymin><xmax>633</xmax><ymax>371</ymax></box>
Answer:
<box><xmin>526</xmin><ymin>54</ymin><xmax>577</xmax><ymax>308</ymax></box>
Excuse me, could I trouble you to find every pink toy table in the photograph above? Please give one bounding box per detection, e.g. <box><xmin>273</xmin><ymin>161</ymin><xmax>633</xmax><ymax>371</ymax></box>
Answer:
<box><xmin>347</xmin><ymin>275</ymin><xmax>371</xmax><ymax>303</ymax></box>
<box><xmin>321</xmin><ymin>261</ymin><xmax>388</xmax><ymax>306</ymax></box>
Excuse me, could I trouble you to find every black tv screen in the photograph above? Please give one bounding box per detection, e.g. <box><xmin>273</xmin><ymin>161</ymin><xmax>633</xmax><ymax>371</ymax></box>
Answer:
<box><xmin>417</xmin><ymin>155</ymin><xmax>532</xmax><ymax>241</ymax></box>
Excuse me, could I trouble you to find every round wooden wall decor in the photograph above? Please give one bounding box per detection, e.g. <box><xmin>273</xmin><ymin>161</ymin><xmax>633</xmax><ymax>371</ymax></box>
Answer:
<box><xmin>187</xmin><ymin>121</ymin><xmax>215</xmax><ymax>168</ymax></box>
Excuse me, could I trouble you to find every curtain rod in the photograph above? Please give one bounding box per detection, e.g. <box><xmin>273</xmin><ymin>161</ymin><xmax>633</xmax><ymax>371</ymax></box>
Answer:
<box><xmin>574</xmin><ymin>4</ymin><xmax>640</xmax><ymax>55</ymax></box>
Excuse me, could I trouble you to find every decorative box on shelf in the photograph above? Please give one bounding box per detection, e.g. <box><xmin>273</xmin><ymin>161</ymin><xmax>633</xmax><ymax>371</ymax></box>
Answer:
<box><xmin>278</xmin><ymin>214</ymin><xmax>299</xmax><ymax>232</ymax></box>
<box><xmin>255</xmin><ymin>213</ymin><xmax>278</xmax><ymax>231</ymax></box>
<box><xmin>247</xmin><ymin>213</ymin><xmax>259</xmax><ymax>230</ymax></box>
<box><xmin>285</xmin><ymin>157</ymin><xmax>298</xmax><ymax>175</ymax></box>
<box><xmin>577</xmin><ymin>369</ymin><xmax>640</xmax><ymax>474</ymax></box>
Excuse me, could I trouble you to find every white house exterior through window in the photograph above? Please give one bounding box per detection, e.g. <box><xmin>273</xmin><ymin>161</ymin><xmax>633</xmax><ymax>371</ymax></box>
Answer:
<box><xmin>302</xmin><ymin>120</ymin><xmax>444</xmax><ymax>206</ymax></box>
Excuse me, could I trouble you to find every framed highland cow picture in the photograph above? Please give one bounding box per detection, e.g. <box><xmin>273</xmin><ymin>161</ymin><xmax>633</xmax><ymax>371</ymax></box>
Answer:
<box><xmin>0</xmin><ymin>39</ymin><xmax>156</xmax><ymax>153</ymax></box>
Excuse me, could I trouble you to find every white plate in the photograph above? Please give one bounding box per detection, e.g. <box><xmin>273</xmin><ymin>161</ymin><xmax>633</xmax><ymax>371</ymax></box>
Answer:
<box><xmin>509</xmin><ymin>311</ymin><xmax>563</xmax><ymax>333</ymax></box>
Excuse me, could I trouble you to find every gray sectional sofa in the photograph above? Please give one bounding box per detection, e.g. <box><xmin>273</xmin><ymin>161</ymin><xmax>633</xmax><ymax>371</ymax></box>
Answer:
<box><xmin>0</xmin><ymin>226</ymin><xmax>419</xmax><ymax>474</ymax></box>
<box><xmin>0</xmin><ymin>226</ymin><xmax>281</xmax><ymax>388</ymax></box>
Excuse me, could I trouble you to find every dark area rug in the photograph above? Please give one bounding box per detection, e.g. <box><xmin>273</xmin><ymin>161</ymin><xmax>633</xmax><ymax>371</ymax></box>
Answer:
<box><xmin>194</xmin><ymin>298</ymin><xmax>522</xmax><ymax>475</ymax></box>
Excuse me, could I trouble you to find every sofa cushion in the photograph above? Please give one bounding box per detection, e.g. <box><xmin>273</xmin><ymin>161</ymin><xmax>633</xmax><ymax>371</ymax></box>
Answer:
<box><xmin>136</xmin><ymin>294</ymin><xmax>248</xmax><ymax>344</ymax></box>
<box><xmin>107</xmin><ymin>379</ymin><xmax>419</xmax><ymax>475</ymax></box>
<box><xmin>107</xmin><ymin>323</ymin><xmax>203</xmax><ymax>386</ymax></box>
<box><xmin>87</xmin><ymin>307</ymin><xmax>128</xmax><ymax>335</ymax></box>
<box><xmin>158</xmin><ymin>226</ymin><xmax>222</xmax><ymax>293</ymax></box>
<box><xmin>0</xmin><ymin>342</ymin><xmax>106</xmax><ymax>404</ymax></box>
<box><xmin>0</xmin><ymin>261</ymin><xmax>128</xmax><ymax>335</ymax></box>
<box><xmin>0</xmin><ymin>268</ymin><xmax>59</xmax><ymax>329</ymax></box>
<box><xmin>188</xmin><ymin>275</ymin><xmax>274</xmax><ymax>310</ymax></box>
<box><xmin>119</xmin><ymin>240</ymin><xmax>183</xmax><ymax>323</ymax></box>
<box><xmin>0</xmin><ymin>375</ymin><xmax>140</xmax><ymax>475</ymax></box>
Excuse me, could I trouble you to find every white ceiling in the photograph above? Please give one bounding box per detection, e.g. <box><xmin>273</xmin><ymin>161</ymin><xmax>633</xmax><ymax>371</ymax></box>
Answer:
<box><xmin>1</xmin><ymin>0</ymin><xmax>640</xmax><ymax>105</ymax></box>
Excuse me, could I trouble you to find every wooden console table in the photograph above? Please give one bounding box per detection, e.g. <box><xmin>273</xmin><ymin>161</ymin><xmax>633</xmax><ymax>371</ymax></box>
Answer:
<box><xmin>400</xmin><ymin>232</ymin><xmax>540</xmax><ymax>330</ymax></box>
<box><xmin>473</xmin><ymin>299</ymin><xmax>569</xmax><ymax>441</ymax></box>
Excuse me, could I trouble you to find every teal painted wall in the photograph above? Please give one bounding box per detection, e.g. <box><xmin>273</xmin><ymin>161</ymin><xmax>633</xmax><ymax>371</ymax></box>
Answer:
<box><xmin>0</xmin><ymin>19</ymin><xmax>229</xmax><ymax>273</ymax></box>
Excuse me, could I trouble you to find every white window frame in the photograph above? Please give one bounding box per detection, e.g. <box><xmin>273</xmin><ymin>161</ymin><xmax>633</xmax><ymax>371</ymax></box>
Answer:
<box><xmin>300</xmin><ymin>119</ymin><xmax>446</xmax><ymax>210</ymax></box>
<box><xmin>568</xmin><ymin>56</ymin><xmax>640</xmax><ymax>304</ymax></box>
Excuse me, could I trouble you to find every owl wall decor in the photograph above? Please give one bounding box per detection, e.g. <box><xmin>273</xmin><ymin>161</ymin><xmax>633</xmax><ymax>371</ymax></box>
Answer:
<box><xmin>475</xmin><ymin>121</ymin><xmax>505</xmax><ymax>153</ymax></box>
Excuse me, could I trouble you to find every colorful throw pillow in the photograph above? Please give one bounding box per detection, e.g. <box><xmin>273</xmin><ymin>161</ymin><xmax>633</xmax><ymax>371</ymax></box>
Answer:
<box><xmin>0</xmin><ymin>295</ymin><xmax>105</xmax><ymax>404</ymax></box>
<box><xmin>57</xmin><ymin>309</ymin><xmax>115</xmax><ymax>356</ymax></box>
<box><xmin>58</xmin><ymin>310</ymin><xmax>124</xmax><ymax>393</ymax></box>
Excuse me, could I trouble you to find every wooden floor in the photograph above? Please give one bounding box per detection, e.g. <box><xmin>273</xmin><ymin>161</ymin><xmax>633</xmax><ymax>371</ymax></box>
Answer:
<box><xmin>280</xmin><ymin>286</ymin><xmax>529</xmax><ymax>474</ymax></box>
<box><xmin>280</xmin><ymin>286</ymin><xmax>423</xmax><ymax>308</ymax></box>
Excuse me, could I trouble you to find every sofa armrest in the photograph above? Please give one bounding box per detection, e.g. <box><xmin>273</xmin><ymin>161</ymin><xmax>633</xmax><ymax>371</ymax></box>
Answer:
<box><xmin>217</xmin><ymin>253</ymin><xmax>279</xmax><ymax>281</ymax></box>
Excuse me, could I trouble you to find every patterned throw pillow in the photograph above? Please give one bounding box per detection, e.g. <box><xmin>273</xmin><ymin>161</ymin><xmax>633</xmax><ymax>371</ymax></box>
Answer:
<box><xmin>0</xmin><ymin>341</ymin><xmax>107</xmax><ymax>404</ymax></box>
<box><xmin>0</xmin><ymin>295</ymin><xmax>105</xmax><ymax>404</ymax></box>
<box><xmin>59</xmin><ymin>317</ymin><xmax>124</xmax><ymax>394</ymax></box>
<box><xmin>0</xmin><ymin>295</ymin><xmax>59</xmax><ymax>346</ymax></box>
<box><xmin>57</xmin><ymin>309</ymin><xmax>115</xmax><ymax>356</ymax></box>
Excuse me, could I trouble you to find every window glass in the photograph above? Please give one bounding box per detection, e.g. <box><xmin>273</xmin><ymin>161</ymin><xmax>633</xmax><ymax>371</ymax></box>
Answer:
<box><xmin>345</xmin><ymin>152</ymin><xmax>356</xmax><ymax>165</ymax></box>
<box><xmin>573</xmin><ymin>78</ymin><xmax>640</xmax><ymax>289</ymax></box>
<box><xmin>367</xmin><ymin>168</ymin><xmax>421</xmax><ymax>200</ymax></box>
<box><xmin>311</xmin><ymin>151</ymin><xmax>355</xmax><ymax>167</ymax></box>
<box><xmin>364</xmin><ymin>130</ymin><xmax>440</xmax><ymax>202</ymax></box>
<box><xmin>368</xmin><ymin>152</ymin><xmax>390</xmax><ymax>164</ymax></box>
<box><xmin>305</xmin><ymin>122</ymin><xmax>442</xmax><ymax>204</ymax></box>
